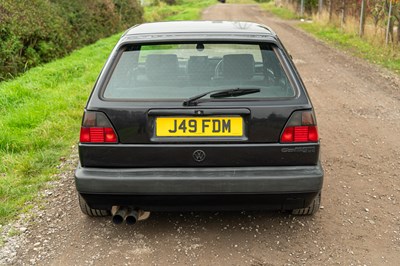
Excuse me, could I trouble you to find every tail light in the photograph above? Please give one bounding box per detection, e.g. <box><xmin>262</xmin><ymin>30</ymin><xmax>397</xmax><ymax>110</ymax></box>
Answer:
<box><xmin>80</xmin><ymin>111</ymin><xmax>118</xmax><ymax>143</ymax></box>
<box><xmin>280</xmin><ymin>110</ymin><xmax>318</xmax><ymax>143</ymax></box>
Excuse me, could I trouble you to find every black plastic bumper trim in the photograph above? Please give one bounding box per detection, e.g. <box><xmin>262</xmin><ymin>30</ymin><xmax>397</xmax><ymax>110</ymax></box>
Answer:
<box><xmin>75</xmin><ymin>163</ymin><xmax>323</xmax><ymax>194</ymax></box>
<box><xmin>80</xmin><ymin>192</ymin><xmax>320</xmax><ymax>211</ymax></box>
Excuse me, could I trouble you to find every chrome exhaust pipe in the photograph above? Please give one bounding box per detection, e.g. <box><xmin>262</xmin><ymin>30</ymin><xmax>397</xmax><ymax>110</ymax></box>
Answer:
<box><xmin>112</xmin><ymin>206</ymin><xmax>127</xmax><ymax>225</ymax></box>
<box><xmin>125</xmin><ymin>208</ymin><xmax>139</xmax><ymax>225</ymax></box>
<box><xmin>111</xmin><ymin>206</ymin><xmax>150</xmax><ymax>225</ymax></box>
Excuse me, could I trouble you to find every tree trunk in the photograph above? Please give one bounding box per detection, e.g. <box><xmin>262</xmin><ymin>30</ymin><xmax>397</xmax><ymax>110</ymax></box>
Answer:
<box><xmin>329</xmin><ymin>0</ymin><xmax>333</xmax><ymax>21</ymax></box>
<box><xmin>398</xmin><ymin>20</ymin><xmax>400</xmax><ymax>43</ymax></box>
<box><xmin>393</xmin><ymin>4</ymin><xmax>400</xmax><ymax>44</ymax></box>
<box><xmin>318</xmin><ymin>0</ymin><xmax>323</xmax><ymax>15</ymax></box>
<box><xmin>341</xmin><ymin>0</ymin><xmax>346</xmax><ymax>28</ymax></box>
<box><xmin>386</xmin><ymin>0</ymin><xmax>393</xmax><ymax>45</ymax></box>
<box><xmin>359</xmin><ymin>0</ymin><xmax>366</xmax><ymax>37</ymax></box>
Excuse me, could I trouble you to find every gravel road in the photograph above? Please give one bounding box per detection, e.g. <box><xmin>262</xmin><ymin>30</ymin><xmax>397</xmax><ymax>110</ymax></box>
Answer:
<box><xmin>1</xmin><ymin>3</ymin><xmax>400</xmax><ymax>265</ymax></box>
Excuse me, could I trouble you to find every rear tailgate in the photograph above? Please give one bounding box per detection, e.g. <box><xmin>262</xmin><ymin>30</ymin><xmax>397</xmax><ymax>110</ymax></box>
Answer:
<box><xmin>79</xmin><ymin>101</ymin><xmax>320</xmax><ymax>167</ymax></box>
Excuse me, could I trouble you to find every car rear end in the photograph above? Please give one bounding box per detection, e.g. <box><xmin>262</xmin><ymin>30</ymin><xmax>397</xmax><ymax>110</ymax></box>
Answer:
<box><xmin>75</xmin><ymin>21</ymin><xmax>323</xmax><ymax>217</ymax></box>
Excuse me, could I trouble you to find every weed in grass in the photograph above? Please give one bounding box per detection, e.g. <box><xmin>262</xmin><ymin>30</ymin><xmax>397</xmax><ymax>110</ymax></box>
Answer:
<box><xmin>7</xmin><ymin>227</ymin><xmax>19</xmax><ymax>237</ymax></box>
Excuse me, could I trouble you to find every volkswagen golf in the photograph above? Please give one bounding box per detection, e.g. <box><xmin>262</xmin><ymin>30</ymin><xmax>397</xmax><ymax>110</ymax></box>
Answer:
<box><xmin>75</xmin><ymin>21</ymin><xmax>324</xmax><ymax>224</ymax></box>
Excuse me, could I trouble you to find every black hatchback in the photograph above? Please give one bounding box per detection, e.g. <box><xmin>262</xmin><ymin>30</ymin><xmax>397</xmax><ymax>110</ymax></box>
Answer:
<box><xmin>75</xmin><ymin>21</ymin><xmax>323</xmax><ymax>223</ymax></box>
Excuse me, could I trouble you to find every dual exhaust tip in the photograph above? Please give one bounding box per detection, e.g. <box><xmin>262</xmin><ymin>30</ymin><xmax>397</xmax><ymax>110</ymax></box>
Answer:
<box><xmin>111</xmin><ymin>207</ymin><xmax>150</xmax><ymax>225</ymax></box>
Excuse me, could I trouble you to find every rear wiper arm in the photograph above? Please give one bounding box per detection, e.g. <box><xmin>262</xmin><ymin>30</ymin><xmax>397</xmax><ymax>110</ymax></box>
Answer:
<box><xmin>183</xmin><ymin>88</ymin><xmax>260</xmax><ymax>106</ymax></box>
<box><xmin>210</xmin><ymin>88</ymin><xmax>260</xmax><ymax>98</ymax></box>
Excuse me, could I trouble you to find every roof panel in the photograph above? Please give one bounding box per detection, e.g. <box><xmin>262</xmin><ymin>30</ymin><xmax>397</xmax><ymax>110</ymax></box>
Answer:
<box><xmin>126</xmin><ymin>21</ymin><xmax>275</xmax><ymax>36</ymax></box>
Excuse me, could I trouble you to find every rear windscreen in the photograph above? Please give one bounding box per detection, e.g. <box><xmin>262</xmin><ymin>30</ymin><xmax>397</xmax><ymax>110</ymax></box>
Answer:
<box><xmin>103</xmin><ymin>43</ymin><xmax>295</xmax><ymax>100</ymax></box>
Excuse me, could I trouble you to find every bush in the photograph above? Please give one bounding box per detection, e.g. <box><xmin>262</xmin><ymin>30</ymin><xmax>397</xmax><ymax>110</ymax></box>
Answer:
<box><xmin>163</xmin><ymin>0</ymin><xmax>177</xmax><ymax>4</ymax></box>
<box><xmin>0</xmin><ymin>0</ymin><xmax>143</xmax><ymax>81</ymax></box>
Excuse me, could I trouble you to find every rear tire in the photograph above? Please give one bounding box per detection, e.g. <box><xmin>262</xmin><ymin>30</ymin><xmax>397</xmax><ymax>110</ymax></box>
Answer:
<box><xmin>291</xmin><ymin>192</ymin><xmax>321</xmax><ymax>215</ymax></box>
<box><xmin>78</xmin><ymin>194</ymin><xmax>111</xmax><ymax>217</ymax></box>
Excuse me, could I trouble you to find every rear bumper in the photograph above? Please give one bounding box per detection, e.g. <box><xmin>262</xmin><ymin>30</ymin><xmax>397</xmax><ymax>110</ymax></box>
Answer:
<box><xmin>75</xmin><ymin>163</ymin><xmax>323</xmax><ymax>211</ymax></box>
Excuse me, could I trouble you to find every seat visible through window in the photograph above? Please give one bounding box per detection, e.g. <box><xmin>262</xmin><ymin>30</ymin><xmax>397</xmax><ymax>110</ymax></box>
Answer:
<box><xmin>145</xmin><ymin>54</ymin><xmax>179</xmax><ymax>82</ymax></box>
<box><xmin>222</xmin><ymin>54</ymin><xmax>255</xmax><ymax>80</ymax></box>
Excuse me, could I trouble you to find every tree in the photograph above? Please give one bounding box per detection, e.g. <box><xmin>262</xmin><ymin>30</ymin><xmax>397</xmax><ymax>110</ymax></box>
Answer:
<box><xmin>359</xmin><ymin>0</ymin><xmax>366</xmax><ymax>36</ymax></box>
<box><xmin>385</xmin><ymin>0</ymin><xmax>394</xmax><ymax>44</ymax></box>
<box><xmin>392</xmin><ymin>1</ymin><xmax>400</xmax><ymax>43</ymax></box>
<box><xmin>370</xmin><ymin>0</ymin><xmax>386</xmax><ymax>31</ymax></box>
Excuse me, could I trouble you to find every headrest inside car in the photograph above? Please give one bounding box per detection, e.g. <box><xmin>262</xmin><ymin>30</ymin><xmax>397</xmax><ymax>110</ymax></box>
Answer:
<box><xmin>222</xmin><ymin>54</ymin><xmax>255</xmax><ymax>80</ymax></box>
<box><xmin>145</xmin><ymin>54</ymin><xmax>179</xmax><ymax>80</ymax></box>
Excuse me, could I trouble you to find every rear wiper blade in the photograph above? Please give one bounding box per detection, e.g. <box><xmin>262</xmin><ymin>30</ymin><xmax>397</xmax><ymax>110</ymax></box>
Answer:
<box><xmin>183</xmin><ymin>88</ymin><xmax>260</xmax><ymax>106</ymax></box>
<box><xmin>210</xmin><ymin>88</ymin><xmax>260</xmax><ymax>98</ymax></box>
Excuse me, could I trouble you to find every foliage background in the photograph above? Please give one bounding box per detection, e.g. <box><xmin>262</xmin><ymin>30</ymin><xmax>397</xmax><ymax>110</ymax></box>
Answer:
<box><xmin>277</xmin><ymin>0</ymin><xmax>400</xmax><ymax>43</ymax></box>
<box><xmin>0</xmin><ymin>0</ymin><xmax>143</xmax><ymax>81</ymax></box>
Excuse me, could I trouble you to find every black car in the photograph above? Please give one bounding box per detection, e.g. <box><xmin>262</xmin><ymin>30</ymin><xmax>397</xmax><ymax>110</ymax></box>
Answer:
<box><xmin>75</xmin><ymin>21</ymin><xmax>323</xmax><ymax>224</ymax></box>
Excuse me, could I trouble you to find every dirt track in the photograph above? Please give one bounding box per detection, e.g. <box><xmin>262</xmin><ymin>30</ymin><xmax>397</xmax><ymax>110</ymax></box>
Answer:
<box><xmin>2</xmin><ymin>4</ymin><xmax>400</xmax><ymax>265</ymax></box>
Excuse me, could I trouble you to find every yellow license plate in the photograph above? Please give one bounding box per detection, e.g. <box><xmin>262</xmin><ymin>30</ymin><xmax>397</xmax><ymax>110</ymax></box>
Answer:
<box><xmin>156</xmin><ymin>117</ymin><xmax>243</xmax><ymax>137</ymax></box>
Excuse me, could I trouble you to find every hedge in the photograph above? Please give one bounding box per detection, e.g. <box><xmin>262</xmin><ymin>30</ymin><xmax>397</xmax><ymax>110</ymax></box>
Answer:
<box><xmin>0</xmin><ymin>0</ymin><xmax>143</xmax><ymax>81</ymax></box>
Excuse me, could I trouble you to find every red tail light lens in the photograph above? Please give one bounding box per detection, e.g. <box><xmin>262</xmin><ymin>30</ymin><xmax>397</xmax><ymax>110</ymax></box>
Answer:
<box><xmin>281</xmin><ymin>126</ymin><xmax>318</xmax><ymax>143</ymax></box>
<box><xmin>104</xmin><ymin>128</ymin><xmax>118</xmax><ymax>142</ymax></box>
<box><xmin>280</xmin><ymin>111</ymin><xmax>319</xmax><ymax>143</ymax></box>
<box><xmin>80</xmin><ymin>112</ymin><xmax>118</xmax><ymax>143</ymax></box>
<box><xmin>281</xmin><ymin>127</ymin><xmax>294</xmax><ymax>142</ymax></box>
<box><xmin>308</xmin><ymin>126</ymin><xmax>318</xmax><ymax>142</ymax></box>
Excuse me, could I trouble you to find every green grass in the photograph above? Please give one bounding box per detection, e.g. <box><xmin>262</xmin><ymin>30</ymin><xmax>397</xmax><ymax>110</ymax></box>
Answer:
<box><xmin>144</xmin><ymin>0</ymin><xmax>215</xmax><ymax>22</ymax></box>
<box><xmin>259</xmin><ymin>2</ymin><xmax>400</xmax><ymax>74</ymax></box>
<box><xmin>0</xmin><ymin>34</ymin><xmax>121</xmax><ymax>225</ymax></box>
<box><xmin>261</xmin><ymin>1</ymin><xmax>299</xmax><ymax>20</ymax></box>
<box><xmin>0</xmin><ymin>0</ymin><xmax>216</xmax><ymax>226</ymax></box>
<box><xmin>298</xmin><ymin>23</ymin><xmax>400</xmax><ymax>74</ymax></box>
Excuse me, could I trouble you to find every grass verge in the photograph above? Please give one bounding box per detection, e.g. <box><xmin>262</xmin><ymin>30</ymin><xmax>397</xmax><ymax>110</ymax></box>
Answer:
<box><xmin>261</xmin><ymin>1</ymin><xmax>299</xmax><ymax>20</ymax></box>
<box><xmin>0</xmin><ymin>0</ymin><xmax>215</xmax><ymax>226</ymax></box>
<box><xmin>260</xmin><ymin>3</ymin><xmax>400</xmax><ymax>74</ymax></box>
<box><xmin>298</xmin><ymin>23</ymin><xmax>400</xmax><ymax>74</ymax></box>
<box><xmin>144</xmin><ymin>0</ymin><xmax>215</xmax><ymax>22</ymax></box>
<box><xmin>0</xmin><ymin>34</ymin><xmax>120</xmax><ymax>225</ymax></box>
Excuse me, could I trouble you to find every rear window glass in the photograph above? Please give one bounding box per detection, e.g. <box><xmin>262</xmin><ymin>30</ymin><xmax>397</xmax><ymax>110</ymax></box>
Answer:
<box><xmin>103</xmin><ymin>43</ymin><xmax>295</xmax><ymax>100</ymax></box>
